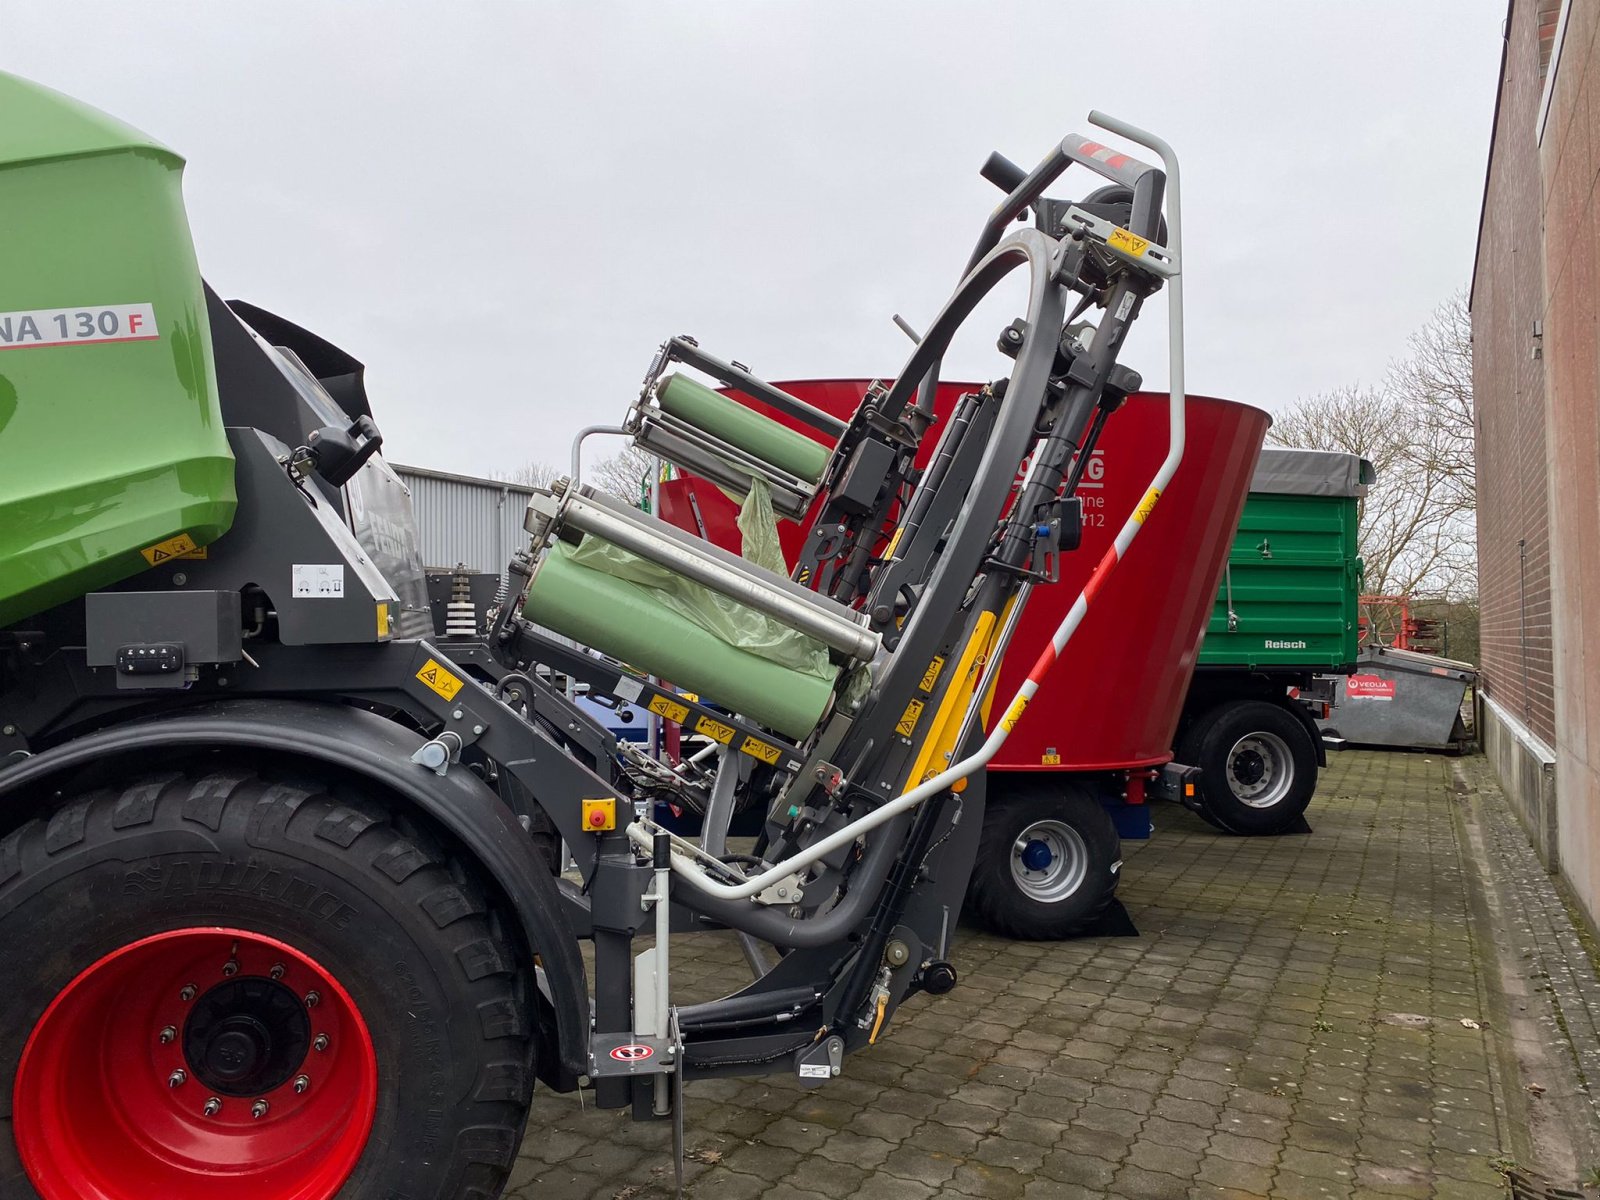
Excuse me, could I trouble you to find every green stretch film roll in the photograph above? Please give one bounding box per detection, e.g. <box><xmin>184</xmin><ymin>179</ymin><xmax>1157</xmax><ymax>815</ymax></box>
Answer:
<box><xmin>523</xmin><ymin>538</ymin><xmax>839</xmax><ymax>740</ymax></box>
<box><xmin>657</xmin><ymin>373</ymin><xmax>830</xmax><ymax>485</ymax></box>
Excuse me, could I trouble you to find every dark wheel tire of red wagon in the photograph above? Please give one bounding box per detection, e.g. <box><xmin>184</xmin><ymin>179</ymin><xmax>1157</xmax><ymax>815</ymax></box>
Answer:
<box><xmin>967</xmin><ymin>779</ymin><xmax>1121</xmax><ymax>940</ymax></box>
<box><xmin>1187</xmin><ymin>701</ymin><xmax>1318</xmax><ymax>836</ymax></box>
<box><xmin>0</xmin><ymin>769</ymin><xmax>533</xmax><ymax>1200</ymax></box>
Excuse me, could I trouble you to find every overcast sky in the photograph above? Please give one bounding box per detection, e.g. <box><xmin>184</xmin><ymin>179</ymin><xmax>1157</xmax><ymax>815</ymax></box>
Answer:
<box><xmin>7</xmin><ymin>2</ymin><xmax>1504</xmax><ymax>478</ymax></box>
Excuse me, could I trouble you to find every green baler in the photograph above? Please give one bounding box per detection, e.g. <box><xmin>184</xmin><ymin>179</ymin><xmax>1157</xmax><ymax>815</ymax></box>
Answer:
<box><xmin>0</xmin><ymin>74</ymin><xmax>237</xmax><ymax>626</ymax></box>
<box><xmin>1174</xmin><ymin>449</ymin><xmax>1372</xmax><ymax>834</ymax></box>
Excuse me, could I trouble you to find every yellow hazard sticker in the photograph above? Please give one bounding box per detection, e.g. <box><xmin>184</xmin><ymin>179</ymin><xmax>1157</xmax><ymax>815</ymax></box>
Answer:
<box><xmin>918</xmin><ymin>657</ymin><xmax>945</xmax><ymax>694</ymax></box>
<box><xmin>695</xmin><ymin>715</ymin><xmax>735</xmax><ymax>744</ymax></box>
<box><xmin>1108</xmin><ymin>226</ymin><xmax>1150</xmax><ymax>258</ymax></box>
<box><xmin>1133</xmin><ymin>486</ymin><xmax>1162</xmax><ymax>525</ymax></box>
<box><xmin>739</xmin><ymin>735</ymin><xmax>783</xmax><ymax>765</ymax></box>
<box><xmin>648</xmin><ymin>695</ymin><xmax>690</xmax><ymax>724</ymax></box>
<box><xmin>415</xmin><ymin>658</ymin><xmax>464</xmax><ymax>701</ymax></box>
<box><xmin>376</xmin><ymin>602</ymin><xmax>391</xmax><ymax>640</ymax></box>
<box><xmin>140</xmin><ymin>533</ymin><xmax>200</xmax><ymax>565</ymax></box>
<box><xmin>896</xmin><ymin>699</ymin><xmax>926</xmax><ymax>738</ymax></box>
<box><xmin>1000</xmin><ymin>695</ymin><xmax>1030</xmax><ymax>733</ymax></box>
<box><xmin>1042</xmin><ymin>752</ymin><xmax>1062</xmax><ymax>766</ymax></box>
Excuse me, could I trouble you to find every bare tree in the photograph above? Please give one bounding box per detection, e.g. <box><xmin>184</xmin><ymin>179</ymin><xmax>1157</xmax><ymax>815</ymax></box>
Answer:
<box><xmin>1391</xmin><ymin>290</ymin><xmax>1475</xmax><ymax>513</ymax></box>
<box><xmin>1268</xmin><ymin>296</ymin><xmax>1477</xmax><ymax>600</ymax></box>
<box><xmin>494</xmin><ymin>460</ymin><xmax>561</xmax><ymax>489</ymax></box>
<box><xmin>589</xmin><ymin>445</ymin><xmax>658</xmax><ymax>507</ymax></box>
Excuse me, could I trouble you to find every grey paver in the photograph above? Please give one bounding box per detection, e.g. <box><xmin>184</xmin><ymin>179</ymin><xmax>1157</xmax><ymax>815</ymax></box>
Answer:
<box><xmin>511</xmin><ymin>751</ymin><xmax>1600</xmax><ymax>1196</ymax></box>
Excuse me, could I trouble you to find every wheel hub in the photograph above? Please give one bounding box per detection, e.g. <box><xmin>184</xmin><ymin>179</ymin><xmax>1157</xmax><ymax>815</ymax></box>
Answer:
<box><xmin>15</xmin><ymin>928</ymin><xmax>377</xmax><ymax>1200</ymax></box>
<box><xmin>1225</xmin><ymin>731</ymin><xmax>1295</xmax><ymax>808</ymax></box>
<box><xmin>185</xmin><ymin>977</ymin><xmax>311</xmax><ymax>1096</ymax></box>
<box><xmin>1009</xmin><ymin>819</ymin><xmax>1089</xmax><ymax>903</ymax></box>
<box><xmin>1020</xmin><ymin>839</ymin><xmax>1054</xmax><ymax>872</ymax></box>
<box><xmin>1231</xmin><ymin>748</ymin><xmax>1266</xmax><ymax>786</ymax></box>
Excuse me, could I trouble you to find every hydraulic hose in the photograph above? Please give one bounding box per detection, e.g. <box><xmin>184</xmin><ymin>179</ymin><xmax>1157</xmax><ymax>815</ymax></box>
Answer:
<box><xmin>629</xmin><ymin>113</ymin><xmax>1186</xmax><ymax>911</ymax></box>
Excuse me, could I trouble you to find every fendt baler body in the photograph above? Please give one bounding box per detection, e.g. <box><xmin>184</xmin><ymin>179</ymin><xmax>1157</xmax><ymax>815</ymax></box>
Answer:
<box><xmin>0</xmin><ymin>74</ymin><xmax>237</xmax><ymax>626</ymax></box>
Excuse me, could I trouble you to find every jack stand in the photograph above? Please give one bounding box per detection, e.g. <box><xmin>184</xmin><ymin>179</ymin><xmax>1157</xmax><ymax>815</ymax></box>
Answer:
<box><xmin>587</xmin><ymin>833</ymin><xmax>684</xmax><ymax>1187</ymax></box>
<box><xmin>621</xmin><ymin>831</ymin><xmax>687</xmax><ymax>1195</ymax></box>
<box><xmin>670</xmin><ymin>1007</ymin><xmax>685</xmax><ymax>1196</ymax></box>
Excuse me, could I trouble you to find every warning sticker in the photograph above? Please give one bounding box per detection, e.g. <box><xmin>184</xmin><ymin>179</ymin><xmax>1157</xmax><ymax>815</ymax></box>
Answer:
<box><xmin>896</xmin><ymin>699</ymin><xmax>925</xmax><ymax>738</ymax></box>
<box><xmin>1346</xmin><ymin>673</ymin><xmax>1395</xmax><ymax>701</ymax></box>
<box><xmin>648</xmin><ymin>695</ymin><xmax>690</xmax><ymax>724</ymax></box>
<box><xmin>140</xmin><ymin>533</ymin><xmax>199</xmax><ymax>565</ymax></box>
<box><xmin>0</xmin><ymin>303</ymin><xmax>159</xmax><ymax>351</ymax></box>
<box><xmin>918</xmin><ymin>657</ymin><xmax>945</xmax><ymax>694</ymax></box>
<box><xmin>695</xmin><ymin>715</ymin><xmax>735</xmax><ymax>744</ymax></box>
<box><xmin>1108</xmin><ymin>227</ymin><xmax>1150</xmax><ymax>258</ymax></box>
<box><xmin>1000</xmin><ymin>695</ymin><xmax>1030</xmax><ymax>733</ymax></box>
<box><xmin>609</xmin><ymin>1043</ymin><xmax>654</xmax><ymax>1062</ymax></box>
<box><xmin>1041</xmin><ymin>752</ymin><xmax>1062</xmax><ymax>766</ymax></box>
<box><xmin>416</xmin><ymin>658</ymin><xmax>465</xmax><ymax>701</ymax></box>
<box><xmin>739</xmin><ymin>735</ymin><xmax>782</xmax><ymax>765</ymax></box>
<box><xmin>1133</xmin><ymin>487</ymin><xmax>1162</xmax><ymax>526</ymax></box>
<box><xmin>292</xmin><ymin>564</ymin><xmax>345</xmax><ymax>598</ymax></box>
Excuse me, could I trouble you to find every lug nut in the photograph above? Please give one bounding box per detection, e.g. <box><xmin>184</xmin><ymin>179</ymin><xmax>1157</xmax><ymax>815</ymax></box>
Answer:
<box><xmin>167</xmin><ymin>1069</ymin><xmax>187</xmax><ymax>1088</ymax></box>
<box><xmin>304</xmin><ymin>990</ymin><xmax>320</xmax><ymax>1009</ymax></box>
<box><xmin>203</xmin><ymin>1097</ymin><xmax>222</xmax><ymax>1118</ymax></box>
<box><xmin>251</xmin><ymin>1099</ymin><xmax>269</xmax><ymax>1120</ymax></box>
<box><xmin>222</xmin><ymin>959</ymin><xmax>239</xmax><ymax>977</ymax></box>
<box><xmin>269</xmin><ymin>963</ymin><xmax>286</xmax><ymax>981</ymax></box>
<box><xmin>179</xmin><ymin>984</ymin><xmax>197</xmax><ymax>1002</ymax></box>
<box><xmin>159</xmin><ymin>1026</ymin><xmax>177</xmax><ymax>1045</ymax></box>
<box><xmin>293</xmin><ymin>1075</ymin><xmax>310</xmax><ymax>1095</ymax></box>
<box><xmin>313</xmin><ymin>1034</ymin><xmax>330</xmax><ymax>1053</ymax></box>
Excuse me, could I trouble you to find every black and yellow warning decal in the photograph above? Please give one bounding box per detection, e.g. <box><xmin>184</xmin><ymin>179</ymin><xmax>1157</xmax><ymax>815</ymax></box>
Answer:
<box><xmin>1108</xmin><ymin>226</ymin><xmax>1150</xmax><ymax>258</ymax></box>
<box><xmin>648</xmin><ymin>695</ymin><xmax>690</xmax><ymax>724</ymax></box>
<box><xmin>896</xmin><ymin>699</ymin><xmax>925</xmax><ymax>738</ymax></box>
<box><xmin>140</xmin><ymin>533</ymin><xmax>203</xmax><ymax>565</ymax></box>
<box><xmin>694</xmin><ymin>715</ymin><xmax>736</xmax><ymax>745</ymax></box>
<box><xmin>415</xmin><ymin>658</ymin><xmax>464</xmax><ymax>701</ymax></box>
<box><xmin>739</xmin><ymin>735</ymin><xmax>783</xmax><ymax>765</ymax></box>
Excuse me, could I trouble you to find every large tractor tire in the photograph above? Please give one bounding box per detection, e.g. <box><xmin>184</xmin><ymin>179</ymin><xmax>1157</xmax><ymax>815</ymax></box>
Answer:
<box><xmin>967</xmin><ymin>779</ymin><xmax>1121</xmax><ymax>940</ymax></box>
<box><xmin>0</xmin><ymin>768</ymin><xmax>533</xmax><ymax>1200</ymax></box>
<box><xmin>1181</xmin><ymin>700</ymin><xmax>1318</xmax><ymax>836</ymax></box>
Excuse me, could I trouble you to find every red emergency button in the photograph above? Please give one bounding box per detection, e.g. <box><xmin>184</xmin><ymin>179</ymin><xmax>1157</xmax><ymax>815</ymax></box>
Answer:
<box><xmin>582</xmin><ymin>798</ymin><xmax>616</xmax><ymax>832</ymax></box>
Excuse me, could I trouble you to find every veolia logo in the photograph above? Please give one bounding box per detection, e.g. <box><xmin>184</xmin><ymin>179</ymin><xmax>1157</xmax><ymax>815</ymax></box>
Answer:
<box><xmin>1265</xmin><ymin>639</ymin><xmax>1308</xmax><ymax>650</ymax></box>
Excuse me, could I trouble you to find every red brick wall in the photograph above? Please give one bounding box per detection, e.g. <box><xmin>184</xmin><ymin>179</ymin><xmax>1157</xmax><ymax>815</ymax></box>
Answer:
<box><xmin>1471</xmin><ymin>0</ymin><xmax>1560</xmax><ymax>748</ymax></box>
<box><xmin>1537</xmin><ymin>0</ymin><xmax>1600</xmax><ymax>913</ymax></box>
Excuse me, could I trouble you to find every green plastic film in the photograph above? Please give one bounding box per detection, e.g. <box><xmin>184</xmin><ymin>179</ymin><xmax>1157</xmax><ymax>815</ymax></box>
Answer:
<box><xmin>523</xmin><ymin>537</ymin><xmax>838</xmax><ymax>739</ymax></box>
<box><xmin>736</xmin><ymin>478</ymin><xmax>788</xmax><ymax>575</ymax></box>
<box><xmin>658</xmin><ymin>373</ymin><xmax>830</xmax><ymax>485</ymax></box>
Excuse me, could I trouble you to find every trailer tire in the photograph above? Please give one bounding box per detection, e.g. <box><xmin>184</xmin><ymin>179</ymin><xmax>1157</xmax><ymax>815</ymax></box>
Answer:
<box><xmin>0</xmin><ymin>768</ymin><xmax>532</xmax><ymax>1200</ymax></box>
<box><xmin>967</xmin><ymin>779</ymin><xmax>1120</xmax><ymax>940</ymax></box>
<box><xmin>1187</xmin><ymin>701</ymin><xmax>1318</xmax><ymax>835</ymax></box>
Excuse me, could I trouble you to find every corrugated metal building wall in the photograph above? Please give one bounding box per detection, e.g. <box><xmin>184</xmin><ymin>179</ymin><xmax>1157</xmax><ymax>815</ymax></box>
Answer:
<box><xmin>393</xmin><ymin>464</ymin><xmax>534</xmax><ymax>575</ymax></box>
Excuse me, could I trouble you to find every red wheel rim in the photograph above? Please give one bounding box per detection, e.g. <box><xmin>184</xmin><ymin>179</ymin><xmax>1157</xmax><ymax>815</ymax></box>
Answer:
<box><xmin>15</xmin><ymin>928</ymin><xmax>378</xmax><ymax>1200</ymax></box>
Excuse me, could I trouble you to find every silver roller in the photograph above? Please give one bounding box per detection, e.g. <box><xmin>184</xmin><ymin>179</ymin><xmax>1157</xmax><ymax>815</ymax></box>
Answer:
<box><xmin>546</xmin><ymin>485</ymin><xmax>880</xmax><ymax>663</ymax></box>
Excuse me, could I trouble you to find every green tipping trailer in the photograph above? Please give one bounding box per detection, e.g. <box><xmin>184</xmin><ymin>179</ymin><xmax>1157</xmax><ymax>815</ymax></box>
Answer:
<box><xmin>0</xmin><ymin>74</ymin><xmax>237</xmax><ymax>626</ymax></box>
<box><xmin>1173</xmin><ymin>448</ymin><xmax>1373</xmax><ymax>834</ymax></box>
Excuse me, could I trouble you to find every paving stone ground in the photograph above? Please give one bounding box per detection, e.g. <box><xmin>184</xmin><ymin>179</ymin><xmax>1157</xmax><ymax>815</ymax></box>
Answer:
<box><xmin>510</xmin><ymin>750</ymin><xmax>1600</xmax><ymax>1199</ymax></box>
